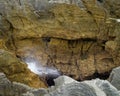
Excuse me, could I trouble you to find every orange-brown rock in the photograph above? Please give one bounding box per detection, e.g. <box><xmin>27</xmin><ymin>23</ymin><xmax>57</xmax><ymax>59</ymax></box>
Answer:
<box><xmin>0</xmin><ymin>0</ymin><xmax>120</xmax><ymax>82</ymax></box>
<box><xmin>103</xmin><ymin>0</ymin><xmax>120</xmax><ymax>18</ymax></box>
<box><xmin>0</xmin><ymin>49</ymin><xmax>47</xmax><ymax>88</ymax></box>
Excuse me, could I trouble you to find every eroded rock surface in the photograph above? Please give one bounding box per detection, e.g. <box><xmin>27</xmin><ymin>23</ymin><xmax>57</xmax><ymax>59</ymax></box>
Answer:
<box><xmin>0</xmin><ymin>0</ymin><xmax>120</xmax><ymax>82</ymax></box>
<box><xmin>0</xmin><ymin>73</ymin><xmax>33</xmax><ymax>96</ymax></box>
<box><xmin>0</xmin><ymin>73</ymin><xmax>45</xmax><ymax>96</ymax></box>
<box><xmin>0</xmin><ymin>50</ymin><xmax>47</xmax><ymax>88</ymax></box>
<box><xmin>1</xmin><ymin>73</ymin><xmax>120</xmax><ymax>96</ymax></box>
<box><xmin>44</xmin><ymin>76</ymin><xmax>120</xmax><ymax>96</ymax></box>
<box><xmin>103</xmin><ymin>0</ymin><xmax>120</xmax><ymax>18</ymax></box>
<box><xmin>109</xmin><ymin>67</ymin><xmax>120</xmax><ymax>90</ymax></box>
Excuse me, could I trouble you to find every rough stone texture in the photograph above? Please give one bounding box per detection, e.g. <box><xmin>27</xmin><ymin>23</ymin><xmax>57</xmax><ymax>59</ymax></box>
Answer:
<box><xmin>0</xmin><ymin>50</ymin><xmax>47</xmax><ymax>88</ymax></box>
<box><xmin>24</xmin><ymin>75</ymin><xmax>120</xmax><ymax>96</ymax></box>
<box><xmin>1</xmin><ymin>73</ymin><xmax>120</xmax><ymax>96</ymax></box>
<box><xmin>109</xmin><ymin>67</ymin><xmax>120</xmax><ymax>90</ymax></box>
<box><xmin>0</xmin><ymin>73</ymin><xmax>34</xmax><ymax>96</ymax></box>
<box><xmin>0</xmin><ymin>0</ymin><xmax>120</xmax><ymax>81</ymax></box>
<box><xmin>103</xmin><ymin>0</ymin><xmax>120</xmax><ymax>18</ymax></box>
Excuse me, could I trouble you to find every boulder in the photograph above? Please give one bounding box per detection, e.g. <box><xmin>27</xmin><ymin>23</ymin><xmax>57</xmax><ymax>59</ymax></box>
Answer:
<box><xmin>24</xmin><ymin>75</ymin><xmax>120</xmax><ymax>96</ymax></box>
<box><xmin>0</xmin><ymin>73</ymin><xmax>120</xmax><ymax>96</ymax></box>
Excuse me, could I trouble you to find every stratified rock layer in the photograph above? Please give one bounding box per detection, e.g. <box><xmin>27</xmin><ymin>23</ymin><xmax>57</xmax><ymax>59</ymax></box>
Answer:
<box><xmin>0</xmin><ymin>0</ymin><xmax>120</xmax><ymax>81</ymax></box>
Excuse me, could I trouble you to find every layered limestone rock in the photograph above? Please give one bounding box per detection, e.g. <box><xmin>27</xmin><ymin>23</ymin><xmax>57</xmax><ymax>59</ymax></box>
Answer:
<box><xmin>0</xmin><ymin>0</ymin><xmax>120</xmax><ymax>82</ymax></box>
<box><xmin>0</xmin><ymin>50</ymin><xmax>47</xmax><ymax>88</ymax></box>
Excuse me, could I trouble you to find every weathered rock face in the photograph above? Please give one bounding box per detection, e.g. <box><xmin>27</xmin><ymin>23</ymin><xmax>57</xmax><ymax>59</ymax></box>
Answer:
<box><xmin>42</xmin><ymin>76</ymin><xmax>120</xmax><ymax>96</ymax></box>
<box><xmin>109</xmin><ymin>67</ymin><xmax>120</xmax><ymax>90</ymax></box>
<box><xmin>1</xmin><ymin>73</ymin><xmax>120</xmax><ymax>96</ymax></box>
<box><xmin>0</xmin><ymin>50</ymin><xmax>47</xmax><ymax>88</ymax></box>
<box><xmin>0</xmin><ymin>0</ymin><xmax>120</xmax><ymax>83</ymax></box>
<box><xmin>0</xmin><ymin>73</ymin><xmax>48</xmax><ymax>96</ymax></box>
<box><xmin>103</xmin><ymin>0</ymin><xmax>120</xmax><ymax>18</ymax></box>
<box><xmin>0</xmin><ymin>73</ymin><xmax>33</xmax><ymax>96</ymax></box>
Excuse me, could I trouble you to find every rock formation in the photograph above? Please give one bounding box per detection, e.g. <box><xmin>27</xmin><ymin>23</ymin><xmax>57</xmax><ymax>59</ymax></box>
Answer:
<box><xmin>0</xmin><ymin>0</ymin><xmax>120</xmax><ymax>86</ymax></box>
<box><xmin>109</xmin><ymin>67</ymin><xmax>120</xmax><ymax>90</ymax></box>
<box><xmin>103</xmin><ymin>0</ymin><xmax>120</xmax><ymax>18</ymax></box>
<box><xmin>0</xmin><ymin>0</ymin><xmax>120</xmax><ymax>85</ymax></box>
<box><xmin>0</xmin><ymin>50</ymin><xmax>47</xmax><ymax>88</ymax></box>
<box><xmin>0</xmin><ymin>73</ymin><xmax>33</xmax><ymax>96</ymax></box>
<box><xmin>0</xmin><ymin>73</ymin><xmax>120</xmax><ymax>96</ymax></box>
<box><xmin>43</xmin><ymin>76</ymin><xmax>120</xmax><ymax>96</ymax></box>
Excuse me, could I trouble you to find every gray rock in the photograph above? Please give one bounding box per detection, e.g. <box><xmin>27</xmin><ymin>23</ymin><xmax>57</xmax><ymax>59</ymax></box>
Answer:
<box><xmin>30</xmin><ymin>89</ymin><xmax>48</xmax><ymax>96</ymax></box>
<box><xmin>109</xmin><ymin>67</ymin><xmax>120</xmax><ymax>90</ymax></box>
<box><xmin>0</xmin><ymin>0</ymin><xmax>85</xmax><ymax>13</ymax></box>
<box><xmin>84</xmin><ymin>79</ymin><xmax>120</xmax><ymax>96</ymax></box>
<box><xmin>0</xmin><ymin>73</ymin><xmax>33</xmax><ymax>96</ymax></box>
<box><xmin>44</xmin><ymin>76</ymin><xmax>120</xmax><ymax>96</ymax></box>
<box><xmin>0</xmin><ymin>73</ymin><xmax>120</xmax><ymax>96</ymax></box>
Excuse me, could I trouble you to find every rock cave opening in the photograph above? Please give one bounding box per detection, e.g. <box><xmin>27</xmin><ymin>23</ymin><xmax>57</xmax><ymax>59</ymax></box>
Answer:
<box><xmin>21</xmin><ymin>55</ymin><xmax>112</xmax><ymax>86</ymax></box>
<box><xmin>21</xmin><ymin>57</ymin><xmax>61</xmax><ymax>86</ymax></box>
<box><xmin>14</xmin><ymin>37</ymin><xmax>114</xmax><ymax>86</ymax></box>
<box><xmin>45</xmin><ymin>74</ymin><xmax>61</xmax><ymax>86</ymax></box>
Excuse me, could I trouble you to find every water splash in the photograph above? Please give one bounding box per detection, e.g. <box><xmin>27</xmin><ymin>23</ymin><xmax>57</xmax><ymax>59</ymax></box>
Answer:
<box><xmin>109</xmin><ymin>18</ymin><xmax>120</xmax><ymax>23</ymax></box>
<box><xmin>23</xmin><ymin>57</ymin><xmax>60</xmax><ymax>76</ymax></box>
<box><xmin>25</xmin><ymin>59</ymin><xmax>40</xmax><ymax>75</ymax></box>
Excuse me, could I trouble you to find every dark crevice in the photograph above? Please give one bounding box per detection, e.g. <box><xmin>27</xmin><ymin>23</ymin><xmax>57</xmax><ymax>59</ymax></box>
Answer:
<box><xmin>42</xmin><ymin>37</ymin><xmax>51</xmax><ymax>42</ymax></box>
<box><xmin>97</xmin><ymin>0</ymin><xmax>103</xmax><ymax>3</ymax></box>
<box><xmin>68</xmin><ymin>38</ymin><xmax>96</xmax><ymax>49</ymax></box>
<box><xmin>97</xmin><ymin>40</ymin><xmax>107</xmax><ymax>50</ymax></box>
<box><xmin>45</xmin><ymin>74</ymin><xmax>61</xmax><ymax>86</ymax></box>
<box><xmin>5</xmin><ymin>19</ymin><xmax>17</xmax><ymax>51</ymax></box>
<box><xmin>45</xmin><ymin>70</ymin><xmax>111</xmax><ymax>86</ymax></box>
<box><xmin>109</xmin><ymin>36</ymin><xmax>116</xmax><ymax>41</ymax></box>
<box><xmin>82</xmin><ymin>71</ymin><xmax>111</xmax><ymax>80</ymax></box>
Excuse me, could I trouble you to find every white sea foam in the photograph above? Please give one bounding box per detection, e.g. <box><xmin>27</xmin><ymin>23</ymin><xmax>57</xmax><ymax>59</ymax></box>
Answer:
<box><xmin>24</xmin><ymin>58</ymin><xmax>60</xmax><ymax>76</ymax></box>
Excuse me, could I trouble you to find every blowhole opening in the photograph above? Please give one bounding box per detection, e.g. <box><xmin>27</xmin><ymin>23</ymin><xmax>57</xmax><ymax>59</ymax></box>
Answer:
<box><xmin>45</xmin><ymin>74</ymin><xmax>60</xmax><ymax>86</ymax></box>
<box><xmin>17</xmin><ymin>55</ymin><xmax>111</xmax><ymax>85</ymax></box>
